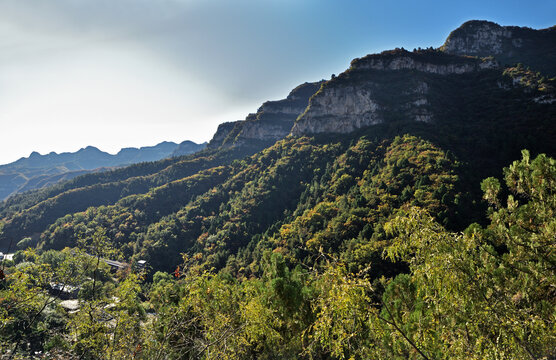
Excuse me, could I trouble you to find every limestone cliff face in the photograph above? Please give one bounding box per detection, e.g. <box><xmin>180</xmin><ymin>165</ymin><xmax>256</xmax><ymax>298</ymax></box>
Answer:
<box><xmin>208</xmin><ymin>81</ymin><xmax>324</xmax><ymax>148</ymax></box>
<box><xmin>291</xmin><ymin>49</ymin><xmax>496</xmax><ymax>136</ymax></box>
<box><xmin>208</xmin><ymin>122</ymin><xmax>238</xmax><ymax>148</ymax></box>
<box><xmin>441</xmin><ymin>20</ymin><xmax>556</xmax><ymax>76</ymax></box>
<box><xmin>209</xmin><ymin>20</ymin><xmax>554</xmax><ymax>140</ymax></box>
<box><xmin>290</xmin><ymin>86</ymin><xmax>382</xmax><ymax>135</ymax></box>
<box><xmin>350</xmin><ymin>52</ymin><xmax>497</xmax><ymax>74</ymax></box>
<box><xmin>441</xmin><ymin>20</ymin><xmax>517</xmax><ymax>56</ymax></box>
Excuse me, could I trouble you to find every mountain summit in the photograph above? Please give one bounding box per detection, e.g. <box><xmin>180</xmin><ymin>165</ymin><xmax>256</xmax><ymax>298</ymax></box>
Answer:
<box><xmin>289</xmin><ymin>21</ymin><xmax>555</xmax><ymax>136</ymax></box>
<box><xmin>440</xmin><ymin>20</ymin><xmax>556</xmax><ymax>76</ymax></box>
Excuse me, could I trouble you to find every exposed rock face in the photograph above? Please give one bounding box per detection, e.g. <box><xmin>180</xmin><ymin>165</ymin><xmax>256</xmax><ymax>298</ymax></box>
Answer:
<box><xmin>208</xmin><ymin>81</ymin><xmax>324</xmax><ymax>148</ymax></box>
<box><xmin>209</xmin><ymin>122</ymin><xmax>238</xmax><ymax>148</ymax></box>
<box><xmin>291</xmin><ymin>50</ymin><xmax>495</xmax><ymax>135</ymax></box>
<box><xmin>292</xmin><ymin>20</ymin><xmax>556</xmax><ymax>137</ymax></box>
<box><xmin>291</xmin><ymin>86</ymin><xmax>382</xmax><ymax>135</ymax></box>
<box><xmin>351</xmin><ymin>52</ymin><xmax>498</xmax><ymax>74</ymax></box>
<box><xmin>441</xmin><ymin>20</ymin><xmax>516</xmax><ymax>56</ymax></box>
<box><xmin>441</xmin><ymin>20</ymin><xmax>556</xmax><ymax>76</ymax></box>
<box><xmin>206</xmin><ymin>20</ymin><xmax>554</xmax><ymax>140</ymax></box>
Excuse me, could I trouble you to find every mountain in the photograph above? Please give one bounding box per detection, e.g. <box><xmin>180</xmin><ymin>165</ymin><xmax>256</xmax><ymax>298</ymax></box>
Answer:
<box><xmin>208</xmin><ymin>81</ymin><xmax>325</xmax><ymax>148</ymax></box>
<box><xmin>171</xmin><ymin>141</ymin><xmax>207</xmax><ymax>157</ymax></box>
<box><xmin>440</xmin><ymin>20</ymin><xmax>556</xmax><ymax>76</ymax></box>
<box><xmin>0</xmin><ymin>140</ymin><xmax>206</xmax><ymax>200</ymax></box>
<box><xmin>291</xmin><ymin>49</ymin><xmax>499</xmax><ymax>135</ymax></box>
<box><xmin>1</xmin><ymin>20</ymin><xmax>553</xmax><ymax>260</ymax></box>
<box><xmin>1</xmin><ymin>20</ymin><xmax>555</xmax><ymax>359</ymax></box>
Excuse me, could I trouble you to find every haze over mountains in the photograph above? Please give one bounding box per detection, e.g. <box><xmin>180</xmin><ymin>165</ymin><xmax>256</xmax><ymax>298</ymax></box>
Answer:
<box><xmin>0</xmin><ymin>140</ymin><xmax>206</xmax><ymax>200</ymax></box>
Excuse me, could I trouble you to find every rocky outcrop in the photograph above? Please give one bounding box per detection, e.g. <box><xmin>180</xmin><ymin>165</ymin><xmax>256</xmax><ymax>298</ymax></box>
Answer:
<box><xmin>441</xmin><ymin>20</ymin><xmax>556</xmax><ymax>76</ymax></box>
<box><xmin>441</xmin><ymin>20</ymin><xmax>517</xmax><ymax>56</ymax></box>
<box><xmin>208</xmin><ymin>21</ymin><xmax>554</xmax><ymax>139</ymax></box>
<box><xmin>291</xmin><ymin>85</ymin><xmax>382</xmax><ymax>135</ymax></box>
<box><xmin>350</xmin><ymin>51</ymin><xmax>498</xmax><ymax>74</ymax></box>
<box><xmin>208</xmin><ymin>81</ymin><xmax>324</xmax><ymax>148</ymax></box>
<box><xmin>292</xmin><ymin>19</ymin><xmax>556</xmax><ymax>137</ymax></box>
<box><xmin>291</xmin><ymin>50</ymin><xmax>495</xmax><ymax>135</ymax></box>
<box><xmin>208</xmin><ymin>122</ymin><xmax>238</xmax><ymax>148</ymax></box>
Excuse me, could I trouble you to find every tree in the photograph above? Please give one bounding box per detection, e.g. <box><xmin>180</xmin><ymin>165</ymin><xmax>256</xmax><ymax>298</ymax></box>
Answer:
<box><xmin>16</xmin><ymin>237</ymin><xmax>33</xmax><ymax>250</ymax></box>
<box><xmin>381</xmin><ymin>150</ymin><xmax>556</xmax><ymax>359</ymax></box>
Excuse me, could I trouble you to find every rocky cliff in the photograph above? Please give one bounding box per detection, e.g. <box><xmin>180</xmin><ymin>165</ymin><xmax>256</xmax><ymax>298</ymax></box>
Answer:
<box><xmin>291</xmin><ymin>49</ymin><xmax>498</xmax><ymax>135</ymax></box>
<box><xmin>440</xmin><ymin>20</ymin><xmax>556</xmax><ymax>76</ymax></box>
<box><xmin>208</xmin><ymin>81</ymin><xmax>324</xmax><ymax>148</ymax></box>
<box><xmin>208</xmin><ymin>122</ymin><xmax>239</xmax><ymax>148</ymax></box>
<box><xmin>291</xmin><ymin>20</ymin><xmax>556</xmax><ymax>136</ymax></box>
<box><xmin>347</xmin><ymin>50</ymin><xmax>497</xmax><ymax>74</ymax></box>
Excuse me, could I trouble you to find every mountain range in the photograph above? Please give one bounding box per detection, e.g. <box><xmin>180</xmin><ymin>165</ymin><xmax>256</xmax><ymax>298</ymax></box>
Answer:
<box><xmin>0</xmin><ymin>140</ymin><xmax>206</xmax><ymax>200</ymax></box>
<box><xmin>0</xmin><ymin>19</ymin><xmax>554</xmax><ymax>264</ymax></box>
<box><xmin>1</xmin><ymin>19</ymin><xmax>555</xmax><ymax>359</ymax></box>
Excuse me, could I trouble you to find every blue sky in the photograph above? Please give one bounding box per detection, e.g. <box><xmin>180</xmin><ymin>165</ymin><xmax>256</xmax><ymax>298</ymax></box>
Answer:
<box><xmin>0</xmin><ymin>0</ymin><xmax>554</xmax><ymax>164</ymax></box>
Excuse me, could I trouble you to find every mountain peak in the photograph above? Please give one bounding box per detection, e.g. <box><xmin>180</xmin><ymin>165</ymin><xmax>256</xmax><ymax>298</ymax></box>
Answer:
<box><xmin>440</xmin><ymin>20</ymin><xmax>556</xmax><ymax>76</ymax></box>
<box><xmin>81</xmin><ymin>146</ymin><xmax>102</xmax><ymax>152</ymax></box>
<box><xmin>441</xmin><ymin>20</ymin><xmax>518</xmax><ymax>56</ymax></box>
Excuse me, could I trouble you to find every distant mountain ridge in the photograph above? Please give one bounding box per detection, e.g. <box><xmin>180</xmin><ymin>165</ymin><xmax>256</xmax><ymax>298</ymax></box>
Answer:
<box><xmin>171</xmin><ymin>140</ymin><xmax>208</xmax><ymax>157</ymax></box>
<box><xmin>0</xmin><ymin>140</ymin><xmax>206</xmax><ymax>199</ymax></box>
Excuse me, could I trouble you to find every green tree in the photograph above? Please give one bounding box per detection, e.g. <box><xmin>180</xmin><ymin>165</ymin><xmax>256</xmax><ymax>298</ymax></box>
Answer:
<box><xmin>381</xmin><ymin>150</ymin><xmax>556</xmax><ymax>359</ymax></box>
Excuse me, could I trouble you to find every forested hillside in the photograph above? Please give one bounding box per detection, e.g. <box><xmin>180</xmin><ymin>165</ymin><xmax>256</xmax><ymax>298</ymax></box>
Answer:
<box><xmin>0</xmin><ymin>20</ymin><xmax>554</xmax><ymax>359</ymax></box>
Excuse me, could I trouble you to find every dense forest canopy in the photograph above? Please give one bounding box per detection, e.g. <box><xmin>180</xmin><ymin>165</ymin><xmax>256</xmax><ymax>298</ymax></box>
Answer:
<box><xmin>1</xmin><ymin>150</ymin><xmax>554</xmax><ymax>359</ymax></box>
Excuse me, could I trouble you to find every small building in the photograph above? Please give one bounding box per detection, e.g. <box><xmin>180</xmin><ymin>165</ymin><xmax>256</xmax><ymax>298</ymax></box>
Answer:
<box><xmin>49</xmin><ymin>282</ymin><xmax>80</xmax><ymax>299</ymax></box>
<box><xmin>103</xmin><ymin>259</ymin><xmax>129</xmax><ymax>272</ymax></box>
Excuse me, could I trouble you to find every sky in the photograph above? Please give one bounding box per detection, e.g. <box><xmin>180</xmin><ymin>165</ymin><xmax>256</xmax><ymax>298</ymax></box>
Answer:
<box><xmin>0</xmin><ymin>0</ymin><xmax>554</xmax><ymax>165</ymax></box>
